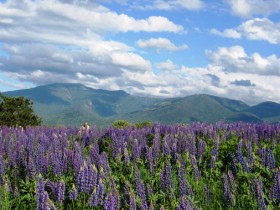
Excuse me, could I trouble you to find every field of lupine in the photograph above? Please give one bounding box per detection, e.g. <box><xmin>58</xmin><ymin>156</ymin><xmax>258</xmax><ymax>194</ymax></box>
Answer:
<box><xmin>0</xmin><ymin>122</ymin><xmax>280</xmax><ymax>209</ymax></box>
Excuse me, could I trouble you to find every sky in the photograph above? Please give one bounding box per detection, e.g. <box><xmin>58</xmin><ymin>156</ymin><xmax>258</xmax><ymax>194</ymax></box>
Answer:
<box><xmin>0</xmin><ymin>0</ymin><xmax>280</xmax><ymax>105</ymax></box>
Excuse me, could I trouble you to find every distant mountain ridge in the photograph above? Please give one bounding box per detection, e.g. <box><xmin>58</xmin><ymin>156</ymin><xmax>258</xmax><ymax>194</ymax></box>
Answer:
<box><xmin>3</xmin><ymin>83</ymin><xmax>280</xmax><ymax>126</ymax></box>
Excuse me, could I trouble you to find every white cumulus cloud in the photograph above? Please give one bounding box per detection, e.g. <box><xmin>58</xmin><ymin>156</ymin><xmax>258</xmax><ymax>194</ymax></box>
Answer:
<box><xmin>211</xmin><ymin>18</ymin><xmax>280</xmax><ymax>44</ymax></box>
<box><xmin>227</xmin><ymin>0</ymin><xmax>280</xmax><ymax>17</ymax></box>
<box><xmin>133</xmin><ymin>0</ymin><xmax>205</xmax><ymax>11</ymax></box>
<box><xmin>156</xmin><ymin>59</ymin><xmax>178</xmax><ymax>71</ymax></box>
<box><xmin>210</xmin><ymin>28</ymin><xmax>241</xmax><ymax>39</ymax></box>
<box><xmin>206</xmin><ymin>45</ymin><xmax>280</xmax><ymax>76</ymax></box>
<box><xmin>137</xmin><ymin>37</ymin><xmax>188</xmax><ymax>51</ymax></box>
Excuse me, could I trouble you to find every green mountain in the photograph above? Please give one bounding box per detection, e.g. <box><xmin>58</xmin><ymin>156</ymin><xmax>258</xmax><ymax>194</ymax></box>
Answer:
<box><xmin>245</xmin><ymin>102</ymin><xmax>280</xmax><ymax>123</ymax></box>
<box><xmin>3</xmin><ymin>83</ymin><xmax>280</xmax><ymax>126</ymax></box>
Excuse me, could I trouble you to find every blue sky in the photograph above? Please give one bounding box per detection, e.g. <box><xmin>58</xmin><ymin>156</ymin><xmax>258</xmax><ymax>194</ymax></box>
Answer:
<box><xmin>0</xmin><ymin>0</ymin><xmax>280</xmax><ymax>104</ymax></box>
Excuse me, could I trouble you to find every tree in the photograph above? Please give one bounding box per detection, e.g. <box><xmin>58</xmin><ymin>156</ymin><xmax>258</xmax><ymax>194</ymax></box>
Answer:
<box><xmin>0</xmin><ymin>94</ymin><xmax>42</xmax><ymax>127</ymax></box>
<box><xmin>112</xmin><ymin>119</ymin><xmax>130</xmax><ymax>128</ymax></box>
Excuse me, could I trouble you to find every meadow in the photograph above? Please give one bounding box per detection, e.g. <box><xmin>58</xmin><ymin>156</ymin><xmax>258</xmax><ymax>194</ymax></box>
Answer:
<box><xmin>0</xmin><ymin>122</ymin><xmax>280</xmax><ymax>209</ymax></box>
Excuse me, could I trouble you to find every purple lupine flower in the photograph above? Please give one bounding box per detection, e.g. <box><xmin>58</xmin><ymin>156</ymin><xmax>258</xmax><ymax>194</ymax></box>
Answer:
<box><xmin>132</xmin><ymin>139</ymin><xmax>140</xmax><ymax>161</ymax></box>
<box><xmin>99</xmin><ymin>166</ymin><xmax>106</xmax><ymax>182</ymax></box>
<box><xmin>163</xmin><ymin>139</ymin><xmax>170</xmax><ymax>156</ymax></box>
<box><xmin>85</xmin><ymin>163</ymin><xmax>94</xmax><ymax>194</ymax></box>
<box><xmin>190</xmin><ymin>155</ymin><xmax>200</xmax><ymax>181</ymax></box>
<box><xmin>77</xmin><ymin>165</ymin><xmax>85</xmax><ymax>192</ymax></box>
<box><xmin>98</xmin><ymin>178</ymin><xmax>105</xmax><ymax>206</ymax></box>
<box><xmin>113</xmin><ymin>188</ymin><xmax>120</xmax><ymax>210</ymax></box>
<box><xmin>89</xmin><ymin>145</ymin><xmax>100</xmax><ymax>169</ymax></box>
<box><xmin>46</xmin><ymin>181</ymin><xmax>56</xmax><ymax>197</ymax></box>
<box><xmin>178</xmin><ymin>163</ymin><xmax>187</xmax><ymax>197</ymax></box>
<box><xmin>146</xmin><ymin>147</ymin><xmax>154</xmax><ymax>175</ymax></box>
<box><xmin>197</xmin><ymin>140</ymin><xmax>206</xmax><ymax>159</ymax></box>
<box><xmin>176</xmin><ymin>154</ymin><xmax>186</xmax><ymax>169</ymax></box>
<box><xmin>236</xmin><ymin>149</ymin><xmax>250</xmax><ymax>173</ymax></box>
<box><xmin>229</xmin><ymin>153</ymin><xmax>237</xmax><ymax>175</ymax></box>
<box><xmin>89</xmin><ymin>164</ymin><xmax>98</xmax><ymax>192</ymax></box>
<box><xmin>36</xmin><ymin>177</ymin><xmax>45</xmax><ymax>210</ymax></box>
<box><xmin>146</xmin><ymin>183</ymin><xmax>153</xmax><ymax>197</ymax></box>
<box><xmin>112</xmin><ymin>132</ymin><xmax>120</xmax><ymax>159</ymax></box>
<box><xmin>160</xmin><ymin>160</ymin><xmax>174</xmax><ymax>197</ymax></box>
<box><xmin>261</xmin><ymin>147</ymin><xmax>266</xmax><ymax>167</ymax></box>
<box><xmin>247</xmin><ymin>141</ymin><xmax>253</xmax><ymax>164</ymax></box>
<box><xmin>227</xmin><ymin>171</ymin><xmax>235</xmax><ymax>191</ymax></box>
<box><xmin>124</xmin><ymin>147</ymin><xmax>130</xmax><ymax>165</ymax></box>
<box><xmin>104</xmin><ymin>192</ymin><xmax>115</xmax><ymax>210</ymax></box>
<box><xmin>272</xmin><ymin>169</ymin><xmax>280</xmax><ymax>203</ymax></box>
<box><xmin>0</xmin><ymin>154</ymin><xmax>6</xmax><ymax>183</ymax></box>
<box><xmin>189</xmin><ymin>136</ymin><xmax>196</xmax><ymax>156</ymax></box>
<box><xmin>36</xmin><ymin>177</ymin><xmax>56</xmax><ymax>210</ymax></box>
<box><xmin>210</xmin><ymin>155</ymin><xmax>217</xmax><ymax>169</ymax></box>
<box><xmin>178</xmin><ymin>195</ymin><xmax>194</xmax><ymax>210</ymax></box>
<box><xmin>88</xmin><ymin>192</ymin><xmax>94</xmax><ymax>207</ymax></box>
<box><xmin>211</xmin><ymin>141</ymin><xmax>219</xmax><ymax>156</ymax></box>
<box><xmin>171</xmin><ymin>142</ymin><xmax>177</xmax><ymax>162</ymax></box>
<box><xmin>100</xmin><ymin>152</ymin><xmax>111</xmax><ymax>175</ymax></box>
<box><xmin>93</xmin><ymin>180</ymin><xmax>100</xmax><ymax>206</ymax></box>
<box><xmin>250</xmin><ymin>178</ymin><xmax>257</xmax><ymax>197</ymax></box>
<box><xmin>28</xmin><ymin>156</ymin><xmax>36</xmax><ymax>179</ymax></box>
<box><xmin>223</xmin><ymin>173</ymin><xmax>234</xmax><ymax>205</ymax></box>
<box><xmin>35</xmin><ymin>143</ymin><xmax>44</xmax><ymax>174</ymax></box>
<box><xmin>69</xmin><ymin>185</ymin><xmax>78</xmax><ymax>201</ymax></box>
<box><xmin>266</xmin><ymin>149</ymin><xmax>276</xmax><ymax>170</ymax></box>
<box><xmin>152</xmin><ymin>131</ymin><xmax>160</xmax><ymax>160</ymax></box>
<box><xmin>257</xmin><ymin>176</ymin><xmax>267</xmax><ymax>210</ymax></box>
<box><xmin>129</xmin><ymin>190</ymin><xmax>137</xmax><ymax>210</ymax></box>
<box><xmin>123</xmin><ymin>182</ymin><xmax>130</xmax><ymax>206</ymax></box>
<box><xmin>135</xmin><ymin>166</ymin><xmax>148</xmax><ymax>210</ymax></box>
<box><xmin>237</xmin><ymin>139</ymin><xmax>243</xmax><ymax>154</ymax></box>
<box><xmin>42</xmin><ymin>191</ymin><xmax>51</xmax><ymax>210</ymax></box>
<box><xmin>57</xmin><ymin>181</ymin><xmax>65</xmax><ymax>203</ymax></box>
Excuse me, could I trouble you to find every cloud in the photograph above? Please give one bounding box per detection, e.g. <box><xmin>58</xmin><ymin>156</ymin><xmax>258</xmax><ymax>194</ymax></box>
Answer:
<box><xmin>156</xmin><ymin>59</ymin><xmax>178</xmax><ymax>71</ymax></box>
<box><xmin>227</xmin><ymin>0</ymin><xmax>280</xmax><ymax>17</ymax></box>
<box><xmin>207</xmin><ymin>74</ymin><xmax>220</xmax><ymax>86</ymax></box>
<box><xmin>239</xmin><ymin>18</ymin><xmax>280</xmax><ymax>44</ymax></box>
<box><xmin>0</xmin><ymin>40</ymin><xmax>152</xmax><ymax>87</ymax></box>
<box><xmin>210</xmin><ymin>28</ymin><xmax>241</xmax><ymax>39</ymax></box>
<box><xmin>231</xmin><ymin>79</ymin><xmax>255</xmax><ymax>86</ymax></box>
<box><xmin>137</xmin><ymin>37</ymin><xmax>188</xmax><ymax>51</ymax></box>
<box><xmin>0</xmin><ymin>0</ymin><xmax>184</xmax><ymax>46</ymax></box>
<box><xmin>173</xmin><ymin>0</ymin><xmax>205</xmax><ymax>10</ymax></box>
<box><xmin>206</xmin><ymin>45</ymin><xmax>280</xmax><ymax>76</ymax></box>
<box><xmin>211</xmin><ymin>18</ymin><xmax>280</xmax><ymax>44</ymax></box>
<box><xmin>133</xmin><ymin>0</ymin><xmax>205</xmax><ymax>11</ymax></box>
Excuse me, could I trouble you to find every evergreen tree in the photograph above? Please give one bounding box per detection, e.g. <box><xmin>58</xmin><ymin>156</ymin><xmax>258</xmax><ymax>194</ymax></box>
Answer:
<box><xmin>0</xmin><ymin>94</ymin><xmax>42</xmax><ymax>127</ymax></box>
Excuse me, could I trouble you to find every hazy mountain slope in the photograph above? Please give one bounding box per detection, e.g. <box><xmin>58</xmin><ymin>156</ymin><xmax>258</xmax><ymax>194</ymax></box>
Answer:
<box><xmin>246</xmin><ymin>102</ymin><xmax>280</xmax><ymax>118</ymax></box>
<box><xmin>3</xmin><ymin>83</ymin><xmax>280</xmax><ymax>126</ymax></box>
<box><xmin>244</xmin><ymin>102</ymin><xmax>280</xmax><ymax>123</ymax></box>
<box><xmin>122</xmin><ymin>94</ymin><xmax>251</xmax><ymax>124</ymax></box>
<box><xmin>207</xmin><ymin>95</ymin><xmax>250</xmax><ymax>111</ymax></box>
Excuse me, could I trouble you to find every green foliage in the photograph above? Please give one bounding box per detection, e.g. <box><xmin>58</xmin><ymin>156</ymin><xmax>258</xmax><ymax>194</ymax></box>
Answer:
<box><xmin>135</xmin><ymin>121</ymin><xmax>153</xmax><ymax>128</ymax></box>
<box><xmin>12</xmin><ymin>180</ymin><xmax>36</xmax><ymax>210</ymax></box>
<box><xmin>0</xmin><ymin>94</ymin><xmax>42</xmax><ymax>127</ymax></box>
<box><xmin>274</xmin><ymin>143</ymin><xmax>280</xmax><ymax>167</ymax></box>
<box><xmin>112</xmin><ymin>119</ymin><xmax>130</xmax><ymax>128</ymax></box>
<box><xmin>0</xmin><ymin>180</ymin><xmax>12</xmax><ymax>210</ymax></box>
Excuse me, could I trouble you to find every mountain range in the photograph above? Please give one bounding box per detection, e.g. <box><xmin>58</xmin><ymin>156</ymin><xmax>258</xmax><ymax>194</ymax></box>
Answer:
<box><xmin>3</xmin><ymin>83</ymin><xmax>280</xmax><ymax>126</ymax></box>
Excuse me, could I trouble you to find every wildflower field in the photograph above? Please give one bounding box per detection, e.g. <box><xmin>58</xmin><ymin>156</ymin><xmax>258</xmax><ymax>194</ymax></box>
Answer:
<box><xmin>0</xmin><ymin>122</ymin><xmax>280</xmax><ymax>209</ymax></box>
